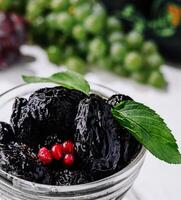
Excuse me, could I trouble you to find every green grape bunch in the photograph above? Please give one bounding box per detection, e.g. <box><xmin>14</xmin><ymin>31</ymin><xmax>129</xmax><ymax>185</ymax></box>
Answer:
<box><xmin>0</xmin><ymin>0</ymin><xmax>167</xmax><ymax>89</ymax></box>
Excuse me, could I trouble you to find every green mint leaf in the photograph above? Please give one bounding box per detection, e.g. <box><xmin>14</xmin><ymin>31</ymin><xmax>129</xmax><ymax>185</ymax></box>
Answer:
<box><xmin>49</xmin><ymin>71</ymin><xmax>90</xmax><ymax>94</ymax></box>
<box><xmin>22</xmin><ymin>75</ymin><xmax>49</xmax><ymax>83</ymax></box>
<box><xmin>22</xmin><ymin>71</ymin><xmax>90</xmax><ymax>95</ymax></box>
<box><xmin>112</xmin><ymin>100</ymin><xmax>181</xmax><ymax>164</ymax></box>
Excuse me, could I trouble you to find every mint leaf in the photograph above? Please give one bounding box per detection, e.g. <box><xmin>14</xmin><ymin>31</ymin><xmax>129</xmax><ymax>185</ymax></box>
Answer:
<box><xmin>22</xmin><ymin>76</ymin><xmax>49</xmax><ymax>83</ymax></box>
<box><xmin>112</xmin><ymin>100</ymin><xmax>181</xmax><ymax>164</ymax></box>
<box><xmin>22</xmin><ymin>71</ymin><xmax>90</xmax><ymax>95</ymax></box>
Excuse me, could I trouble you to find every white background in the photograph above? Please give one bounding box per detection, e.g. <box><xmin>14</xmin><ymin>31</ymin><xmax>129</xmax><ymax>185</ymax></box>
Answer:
<box><xmin>0</xmin><ymin>46</ymin><xmax>181</xmax><ymax>200</ymax></box>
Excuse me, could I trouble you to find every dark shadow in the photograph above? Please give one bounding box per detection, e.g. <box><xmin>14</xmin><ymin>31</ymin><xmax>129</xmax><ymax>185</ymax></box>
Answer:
<box><xmin>166</xmin><ymin>61</ymin><xmax>181</xmax><ymax>69</ymax></box>
<box><xmin>20</xmin><ymin>54</ymin><xmax>36</xmax><ymax>64</ymax></box>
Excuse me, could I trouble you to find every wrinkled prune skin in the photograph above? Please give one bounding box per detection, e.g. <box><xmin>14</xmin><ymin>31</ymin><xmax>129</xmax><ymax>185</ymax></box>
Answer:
<box><xmin>53</xmin><ymin>169</ymin><xmax>93</xmax><ymax>185</ymax></box>
<box><xmin>40</xmin><ymin>134</ymin><xmax>62</xmax><ymax>149</ymax></box>
<box><xmin>10</xmin><ymin>87</ymin><xmax>87</xmax><ymax>146</ymax></box>
<box><xmin>10</xmin><ymin>97</ymin><xmax>39</xmax><ymax>146</ymax></box>
<box><xmin>118</xmin><ymin>132</ymin><xmax>142</xmax><ymax>168</ymax></box>
<box><xmin>28</xmin><ymin>87</ymin><xmax>87</xmax><ymax>141</ymax></box>
<box><xmin>0</xmin><ymin>122</ymin><xmax>14</xmax><ymax>144</ymax></box>
<box><xmin>74</xmin><ymin>94</ymin><xmax>121</xmax><ymax>179</ymax></box>
<box><xmin>107</xmin><ymin>94</ymin><xmax>132</xmax><ymax>107</ymax></box>
<box><xmin>28</xmin><ymin>163</ymin><xmax>52</xmax><ymax>185</ymax></box>
<box><xmin>0</xmin><ymin>142</ymin><xmax>51</xmax><ymax>184</ymax></box>
<box><xmin>0</xmin><ymin>142</ymin><xmax>34</xmax><ymax>174</ymax></box>
<box><xmin>10</xmin><ymin>98</ymin><xmax>28</xmax><ymax>134</ymax></box>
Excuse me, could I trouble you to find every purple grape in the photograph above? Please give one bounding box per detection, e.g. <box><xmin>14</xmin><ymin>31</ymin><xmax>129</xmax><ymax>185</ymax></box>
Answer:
<box><xmin>0</xmin><ymin>11</ymin><xmax>27</xmax><ymax>69</ymax></box>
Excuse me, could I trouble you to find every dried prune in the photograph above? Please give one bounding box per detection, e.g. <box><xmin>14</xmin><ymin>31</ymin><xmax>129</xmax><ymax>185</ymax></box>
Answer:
<box><xmin>28</xmin><ymin>163</ymin><xmax>52</xmax><ymax>185</ymax></box>
<box><xmin>10</xmin><ymin>97</ymin><xmax>39</xmax><ymax>146</ymax></box>
<box><xmin>0</xmin><ymin>122</ymin><xmax>14</xmax><ymax>144</ymax></box>
<box><xmin>118</xmin><ymin>131</ymin><xmax>142</xmax><ymax>168</ymax></box>
<box><xmin>0</xmin><ymin>142</ymin><xmax>35</xmax><ymax>175</ymax></box>
<box><xmin>74</xmin><ymin>94</ymin><xmax>121</xmax><ymax>179</ymax></box>
<box><xmin>10</xmin><ymin>87</ymin><xmax>86</xmax><ymax>146</ymax></box>
<box><xmin>10</xmin><ymin>97</ymin><xmax>29</xmax><ymax>139</ymax></box>
<box><xmin>107</xmin><ymin>94</ymin><xmax>141</xmax><ymax>168</ymax></box>
<box><xmin>40</xmin><ymin>134</ymin><xmax>62</xmax><ymax>149</ymax></box>
<box><xmin>107</xmin><ymin>94</ymin><xmax>132</xmax><ymax>107</ymax></box>
<box><xmin>53</xmin><ymin>169</ymin><xmax>93</xmax><ymax>185</ymax></box>
<box><xmin>0</xmin><ymin>142</ymin><xmax>51</xmax><ymax>184</ymax></box>
<box><xmin>28</xmin><ymin>87</ymin><xmax>87</xmax><ymax>141</ymax></box>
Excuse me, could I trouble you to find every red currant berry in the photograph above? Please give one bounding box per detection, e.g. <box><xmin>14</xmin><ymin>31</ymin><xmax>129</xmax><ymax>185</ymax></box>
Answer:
<box><xmin>63</xmin><ymin>154</ymin><xmax>74</xmax><ymax>167</ymax></box>
<box><xmin>51</xmin><ymin>144</ymin><xmax>64</xmax><ymax>160</ymax></box>
<box><xmin>62</xmin><ymin>141</ymin><xmax>75</xmax><ymax>154</ymax></box>
<box><xmin>38</xmin><ymin>147</ymin><xmax>53</xmax><ymax>165</ymax></box>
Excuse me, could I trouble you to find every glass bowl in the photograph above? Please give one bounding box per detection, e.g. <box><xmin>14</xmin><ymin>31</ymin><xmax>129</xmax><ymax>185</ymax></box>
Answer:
<box><xmin>0</xmin><ymin>83</ymin><xmax>146</xmax><ymax>200</ymax></box>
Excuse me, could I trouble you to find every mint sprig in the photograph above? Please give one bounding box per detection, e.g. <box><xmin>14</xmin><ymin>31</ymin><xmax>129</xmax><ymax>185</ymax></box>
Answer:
<box><xmin>112</xmin><ymin>100</ymin><xmax>181</xmax><ymax>164</ymax></box>
<box><xmin>22</xmin><ymin>71</ymin><xmax>90</xmax><ymax>95</ymax></box>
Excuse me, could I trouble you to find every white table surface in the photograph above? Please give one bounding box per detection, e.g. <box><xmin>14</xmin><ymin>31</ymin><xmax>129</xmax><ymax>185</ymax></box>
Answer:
<box><xmin>0</xmin><ymin>45</ymin><xmax>181</xmax><ymax>200</ymax></box>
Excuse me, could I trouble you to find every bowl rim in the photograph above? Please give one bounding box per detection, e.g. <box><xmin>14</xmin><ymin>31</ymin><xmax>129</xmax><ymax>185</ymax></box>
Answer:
<box><xmin>0</xmin><ymin>82</ymin><xmax>146</xmax><ymax>192</ymax></box>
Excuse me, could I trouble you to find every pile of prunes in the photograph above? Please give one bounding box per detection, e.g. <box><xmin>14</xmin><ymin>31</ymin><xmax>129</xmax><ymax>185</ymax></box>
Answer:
<box><xmin>0</xmin><ymin>86</ymin><xmax>141</xmax><ymax>185</ymax></box>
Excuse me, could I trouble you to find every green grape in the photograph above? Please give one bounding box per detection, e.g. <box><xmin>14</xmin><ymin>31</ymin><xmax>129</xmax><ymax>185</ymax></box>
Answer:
<box><xmin>109</xmin><ymin>32</ymin><xmax>125</xmax><ymax>43</ymax></box>
<box><xmin>97</xmin><ymin>57</ymin><xmax>114</xmax><ymax>70</ymax></box>
<box><xmin>65</xmin><ymin>46</ymin><xmax>75</xmax><ymax>58</ymax></box>
<box><xmin>72</xmin><ymin>25</ymin><xmax>86</xmax><ymax>41</ymax></box>
<box><xmin>110</xmin><ymin>43</ymin><xmax>127</xmax><ymax>62</ymax></box>
<box><xmin>107</xmin><ymin>17</ymin><xmax>122</xmax><ymax>31</ymax></box>
<box><xmin>87</xmin><ymin>54</ymin><xmax>97</xmax><ymax>64</ymax></box>
<box><xmin>26</xmin><ymin>0</ymin><xmax>43</xmax><ymax>21</ymax></box>
<box><xmin>0</xmin><ymin>0</ymin><xmax>12</xmax><ymax>9</ymax></box>
<box><xmin>145</xmin><ymin>54</ymin><xmax>164</xmax><ymax>69</ymax></box>
<box><xmin>47</xmin><ymin>46</ymin><xmax>63</xmax><ymax>65</ymax></box>
<box><xmin>31</xmin><ymin>17</ymin><xmax>47</xmax><ymax>44</ymax></box>
<box><xmin>57</xmin><ymin>12</ymin><xmax>74</xmax><ymax>32</ymax></box>
<box><xmin>124</xmin><ymin>52</ymin><xmax>143</xmax><ymax>72</ymax></box>
<box><xmin>147</xmin><ymin>71</ymin><xmax>167</xmax><ymax>88</ymax></box>
<box><xmin>73</xmin><ymin>3</ymin><xmax>91</xmax><ymax>21</ymax></box>
<box><xmin>84</xmin><ymin>13</ymin><xmax>106</xmax><ymax>34</ymax></box>
<box><xmin>26</xmin><ymin>0</ymin><xmax>48</xmax><ymax>20</ymax></box>
<box><xmin>65</xmin><ymin>57</ymin><xmax>86</xmax><ymax>74</ymax></box>
<box><xmin>50</xmin><ymin>0</ymin><xmax>69</xmax><ymax>11</ymax></box>
<box><xmin>113</xmin><ymin>65</ymin><xmax>129</xmax><ymax>76</ymax></box>
<box><xmin>126</xmin><ymin>31</ymin><xmax>144</xmax><ymax>49</ymax></box>
<box><xmin>69</xmin><ymin>0</ymin><xmax>84</xmax><ymax>6</ymax></box>
<box><xmin>89</xmin><ymin>38</ymin><xmax>107</xmax><ymax>58</ymax></box>
<box><xmin>36</xmin><ymin>0</ymin><xmax>49</xmax><ymax>8</ymax></box>
<box><xmin>131</xmin><ymin>72</ymin><xmax>147</xmax><ymax>83</ymax></box>
<box><xmin>142</xmin><ymin>41</ymin><xmax>158</xmax><ymax>55</ymax></box>
<box><xmin>46</xmin><ymin>13</ymin><xmax>58</xmax><ymax>29</ymax></box>
<box><xmin>93</xmin><ymin>3</ymin><xmax>106</xmax><ymax>16</ymax></box>
<box><xmin>34</xmin><ymin>16</ymin><xmax>46</xmax><ymax>28</ymax></box>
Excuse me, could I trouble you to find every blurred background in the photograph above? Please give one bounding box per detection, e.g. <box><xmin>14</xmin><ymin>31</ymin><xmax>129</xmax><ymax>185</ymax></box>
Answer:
<box><xmin>0</xmin><ymin>0</ymin><xmax>181</xmax><ymax>199</ymax></box>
